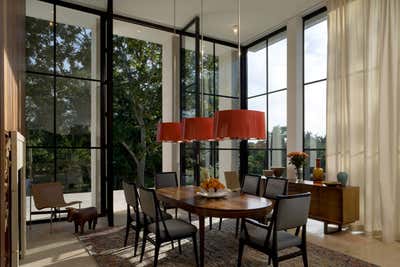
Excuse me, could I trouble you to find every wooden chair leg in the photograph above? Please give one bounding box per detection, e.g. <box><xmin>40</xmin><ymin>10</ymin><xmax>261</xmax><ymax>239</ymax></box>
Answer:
<box><xmin>192</xmin><ymin>233</ymin><xmax>199</xmax><ymax>267</ymax></box>
<box><xmin>302</xmin><ymin>245</ymin><xmax>308</xmax><ymax>267</ymax></box>
<box><xmin>218</xmin><ymin>218</ymin><xmax>222</xmax><ymax>230</ymax></box>
<box><xmin>124</xmin><ymin>217</ymin><xmax>130</xmax><ymax>246</ymax></box>
<box><xmin>140</xmin><ymin>231</ymin><xmax>147</xmax><ymax>262</ymax></box>
<box><xmin>50</xmin><ymin>208</ymin><xmax>53</xmax><ymax>233</ymax></box>
<box><xmin>175</xmin><ymin>208</ymin><xmax>178</xmax><ymax>219</ymax></box>
<box><xmin>188</xmin><ymin>212</ymin><xmax>192</xmax><ymax>222</ymax></box>
<box><xmin>154</xmin><ymin>242</ymin><xmax>160</xmax><ymax>267</ymax></box>
<box><xmin>209</xmin><ymin>217</ymin><xmax>212</xmax><ymax>230</ymax></box>
<box><xmin>134</xmin><ymin>228</ymin><xmax>140</xmax><ymax>256</ymax></box>
<box><xmin>237</xmin><ymin>240</ymin><xmax>244</xmax><ymax>267</ymax></box>
<box><xmin>178</xmin><ymin>239</ymin><xmax>182</xmax><ymax>254</ymax></box>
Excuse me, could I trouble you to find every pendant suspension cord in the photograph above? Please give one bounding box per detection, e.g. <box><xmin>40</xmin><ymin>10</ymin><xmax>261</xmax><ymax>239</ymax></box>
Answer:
<box><xmin>200</xmin><ymin>0</ymin><xmax>204</xmax><ymax>117</ymax></box>
<box><xmin>238</xmin><ymin>0</ymin><xmax>241</xmax><ymax>93</ymax></box>
<box><xmin>172</xmin><ymin>0</ymin><xmax>177</xmax><ymax>120</ymax></box>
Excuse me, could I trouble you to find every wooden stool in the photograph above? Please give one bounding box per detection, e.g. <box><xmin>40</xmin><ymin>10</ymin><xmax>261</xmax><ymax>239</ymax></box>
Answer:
<box><xmin>66</xmin><ymin>207</ymin><xmax>98</xmax><ymax>234</ymax></box>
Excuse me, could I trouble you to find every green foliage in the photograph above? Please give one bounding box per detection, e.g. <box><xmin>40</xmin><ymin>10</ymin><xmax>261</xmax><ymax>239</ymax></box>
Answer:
<box><xmin>112</xmin><ymin>35</ymin><xmax>162</xmax><ymax>187</ymax></box>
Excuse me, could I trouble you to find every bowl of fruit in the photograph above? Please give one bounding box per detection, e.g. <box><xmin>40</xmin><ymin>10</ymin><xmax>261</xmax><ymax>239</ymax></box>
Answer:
<box><xmin>197</xmin><ymin>178</ymin><xmax>230</xmax><ymax>198</ymax></box>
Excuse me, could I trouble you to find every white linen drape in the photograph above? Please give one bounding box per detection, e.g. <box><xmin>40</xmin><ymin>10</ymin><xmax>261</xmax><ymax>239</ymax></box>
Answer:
<box><xmin>326</xmin><ymin>0</ymin><xmax>400</xmax><ymax>242</ymax></box>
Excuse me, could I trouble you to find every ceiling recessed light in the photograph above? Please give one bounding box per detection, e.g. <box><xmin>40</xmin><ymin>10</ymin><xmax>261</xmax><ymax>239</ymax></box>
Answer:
<box><xmin>232</xmin><ymin>25</ymin><xmax>238</xmax><ymax>35</ymax></box>
<box><xmin>136</xmin><ymin>29</ymin><xmax>142</xmax><ymax>33</ymax></box>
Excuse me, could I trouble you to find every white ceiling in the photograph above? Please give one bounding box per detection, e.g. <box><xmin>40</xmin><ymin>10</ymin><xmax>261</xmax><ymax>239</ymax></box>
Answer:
<box><xmin>61</xmin><ymin>0</ymin><xmax>325</xmax><ymax>45</ymax></box>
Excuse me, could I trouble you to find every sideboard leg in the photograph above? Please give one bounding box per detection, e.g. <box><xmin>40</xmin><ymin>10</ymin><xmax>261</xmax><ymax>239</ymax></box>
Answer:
<box><xmin>324</xmin><ymin>222</ymin><xmax>343</xmax><ymax>234</ymax></box>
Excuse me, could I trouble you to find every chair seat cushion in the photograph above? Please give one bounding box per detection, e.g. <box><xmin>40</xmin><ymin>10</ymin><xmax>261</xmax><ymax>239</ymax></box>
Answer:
<box><xmin>242</xmin><ymin>223</ymin><xmax>301</xmax><ymax>250</ymax></box>
<box><xmin>147</xmin><ymin>219</ymin><xmax>197</xmax><ymax>240</ymax></box>
<box><xmin>131</xmin><ymin>211</ymin><xmax>172</xmax><ymax>225</ymax></box>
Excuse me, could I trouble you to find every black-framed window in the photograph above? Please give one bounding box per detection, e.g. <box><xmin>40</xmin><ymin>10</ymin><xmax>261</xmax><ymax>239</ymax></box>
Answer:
<box><xmin>25</xmin><ymin>0</ymin><xmax>101</xmax><ymax>194</ymax></box>
<box><xmin>246</xmin><ymin>29</ymin><xmax>287</xmax><ymax>175</ymax></box>
<box><xmin>181</xmin><ymin>40</ymin><xmax>240</xmax><ymax>185</ymax></box>
<box><xmin>303</xmin><ymin>9</ymin><xmax>327</xmax><ymax>179</ymax></box>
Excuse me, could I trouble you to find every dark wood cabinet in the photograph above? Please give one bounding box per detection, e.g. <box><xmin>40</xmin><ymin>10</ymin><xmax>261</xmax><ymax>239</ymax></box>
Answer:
<box><xmin>288</xmin><ymin>181</ymin><xmax>359</xmax><ymax>234</ymax></box>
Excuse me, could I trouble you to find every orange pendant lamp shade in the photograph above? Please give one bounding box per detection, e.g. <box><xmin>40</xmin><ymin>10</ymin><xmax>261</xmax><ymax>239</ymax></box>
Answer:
<box><xmin>182</xmin><ymin>117</ymin><xmax>214</xmax><ymax>142</ymax></box>
<box><xmin>156</xmin><ymin>122</ymin><xmax>182</xmax><ymax>142</ymax></box>
<box><xmin>214</xmin><ymin>110</ymin><xmax>266</xmax><ymax>140</ymax></box>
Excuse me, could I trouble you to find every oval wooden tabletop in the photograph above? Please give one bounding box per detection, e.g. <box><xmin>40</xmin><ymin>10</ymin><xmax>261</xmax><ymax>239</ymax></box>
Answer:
<box><xmin>156</xmin><ymin>185</ymin><xmax>272</xmax><ymax>218</ymax></box>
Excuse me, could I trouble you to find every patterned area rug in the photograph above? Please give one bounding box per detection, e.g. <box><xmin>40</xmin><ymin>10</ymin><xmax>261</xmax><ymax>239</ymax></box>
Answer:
<box><xmin>78</xmin><ymin>217</ymin><xmax>378</xmax><ymax>267</ymax></box>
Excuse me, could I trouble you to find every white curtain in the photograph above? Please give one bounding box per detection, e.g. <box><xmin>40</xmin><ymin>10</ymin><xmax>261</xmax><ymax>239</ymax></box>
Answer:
<box><xmin>326</xmin><ymin>0</ymin><xmax>400</xmax><ymax>242</ymax></box>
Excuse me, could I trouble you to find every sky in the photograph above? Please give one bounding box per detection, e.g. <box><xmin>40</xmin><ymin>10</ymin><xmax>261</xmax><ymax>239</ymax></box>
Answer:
<box><xmin>247</xmin><ymin>19</ymin><xmax>327</xmax><ymax>137</ymax></box>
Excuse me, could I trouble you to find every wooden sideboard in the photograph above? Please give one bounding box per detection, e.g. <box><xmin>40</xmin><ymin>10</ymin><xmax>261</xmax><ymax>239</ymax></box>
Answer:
<box><xmin>288</xmin><ymin>180</ymin><xmax>359</xmax><ymax>234</ymax></box>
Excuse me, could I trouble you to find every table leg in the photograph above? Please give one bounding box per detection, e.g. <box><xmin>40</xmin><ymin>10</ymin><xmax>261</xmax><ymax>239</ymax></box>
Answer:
<box><xmin>199</xmin><ymin>215</ymin><xmax>205</xmax><ymax>267</ymax></box>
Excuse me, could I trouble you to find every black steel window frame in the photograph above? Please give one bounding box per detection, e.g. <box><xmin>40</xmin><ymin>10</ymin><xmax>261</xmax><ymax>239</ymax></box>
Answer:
<box><xmin>33</xmin><ymin>0</ymin><xmax>239</xmax><ymax>226</ymax></box>
<box><xmin>244</xmin><ymin>27</ymin><xmax>288</xmax><ymax>171</ymax></box>
<box><xmin>302</xmin><ymin>7</ymin><xmax>328</xmax><ymax>168</ymax></box>
<box><xmin>179</xmin><ymin>24</ymin><xmax>240</xmax><ymax>185</ymax></box>
<box><xmin>25</xmin><ymin>5</ymin><xmax>103</xmax><ymax>174</ymax></box>
<box><xmin>25</xmin><ymin>2</ymin><xmax>105</xmax><ymax>223</ymax></box>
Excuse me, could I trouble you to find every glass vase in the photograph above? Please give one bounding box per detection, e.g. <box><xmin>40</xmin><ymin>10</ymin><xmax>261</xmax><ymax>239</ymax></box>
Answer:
<box><xmin>296</xmin><ymin>167</ymin><xmax>303</xmax><ymax>182</ymax></box>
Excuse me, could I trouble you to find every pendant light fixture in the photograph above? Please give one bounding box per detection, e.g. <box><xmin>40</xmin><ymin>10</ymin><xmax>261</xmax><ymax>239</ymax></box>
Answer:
<box><xmin>213</xmin><ymin>0</ymin><xmax>266</xmax><ymax>140</ymax></box>
<box><xmin>182</xmin><ymin>0</ymin><xmax>215</xmax><ymax>142</ymax></box>
<box><xmin>156</xmin><ymin>122</ymin><xmax>182</xmax><ymax>142</ymax></box>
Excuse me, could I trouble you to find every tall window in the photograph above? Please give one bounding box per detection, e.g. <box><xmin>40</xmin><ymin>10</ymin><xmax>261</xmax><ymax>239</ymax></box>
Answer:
<box><xmin>181</xmin><ymin>40</ymin><xmax>240</xmax><ymax>185</ymax></box>
<box><xmin>25</xmin><ymin>0</ymin><xmax>101</xmax><ymax>203</ymax></box>
<box><xmin>303</xmin><ymin>11</ymin><xmax>327</xmax><ymax>179</ymax></box>
<box><xmin>247</xmin><ymin>30</ymin><xmax>287</xmax><ymax>175</ymax></box>
<box><xmin>112</xmin><ymin>20</ymin><xmax>165</xmax><ymax>188</ymax></box>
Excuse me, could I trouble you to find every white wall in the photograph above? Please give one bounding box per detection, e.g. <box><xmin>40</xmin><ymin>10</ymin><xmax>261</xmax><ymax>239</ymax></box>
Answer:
<box><xmin>161</xmin><ymin>35</ymin><xmax>181</xmax><ymax>180</ymax></box>
<box><xmin>286</xmin><ymin>16</ymin><xmax>304</xmax><ymax>179</ymax></box>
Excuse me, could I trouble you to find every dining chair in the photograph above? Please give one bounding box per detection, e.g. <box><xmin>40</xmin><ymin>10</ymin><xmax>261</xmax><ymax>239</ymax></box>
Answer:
<box><xmin>122</xmin><ymin>181</ymin><xmax>172</xmax><ymax>256</ymax></box>
<box><xmin>238</xmin><ymin>193</ymin><xmax>311</xmax><ymax>267</ymax></box>
<box><xmin>224</xmin><ymin>171</ymin><xmax>241</xmax><ymax>191</ymax></box>
<box><xmin>219</xmin><ymin>175</ymin><xmax>261</xmax><ymax>236</ymax></box>
<box><xmin>263</xmin><ymin>177</ymin><xmax>288</xmax><ymax>224</ymax></box>
<box><xmin>30</xmin><ymin>182</ymin><xmax>81</xmax><ymax>232</ymax></box>
<box><xmin>139</xmin><ymin>187</ymin><xmax>199</xmax><ymax>267</ymax></box>
<box><xmin>155</xmin><ymin>172</ymin><xmax>192</xmax><ymax>222</ymax></box>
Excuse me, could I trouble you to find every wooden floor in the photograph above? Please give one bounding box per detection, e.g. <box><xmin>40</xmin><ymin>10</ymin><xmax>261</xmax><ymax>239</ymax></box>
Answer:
<box><xmin>20</xmin><ymin>191</ymin><xmax>400</xmax><ymax>267</ymax></box>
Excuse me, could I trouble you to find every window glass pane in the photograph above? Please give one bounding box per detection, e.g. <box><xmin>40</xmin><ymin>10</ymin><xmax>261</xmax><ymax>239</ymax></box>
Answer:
<box><xmin>182</xmin><ymin>91</ymin><xmax>196</xmax><ymax>118</ymax></box>
<box><xmin>26</xmin><ymin>148</ymin><xmax>54</xmax><ymax>183</ymax></box>
<box><xmin>247</xmin><ymin>42</ymin><xmax>266</xmax><ymax>97</ymax></box>
<box><xmin>56</xmin><ymin>78</ymin><xmax>100</xmax><ymax>147</ymax></box>
<box><xmin>304</xmin><ymin>81</ymin><xmax>326</xmax><ymax>149</ymax></box>
<box><xmin>200</xmin><ymin>149</ymin><xmax>215</xmax><ymax>181</ymax></box>
<box><xmin>182</xmin><ymin>147</ymin><xmax>195</xmax><ymax>185</ymax></box>
<box><xmin>56</xmin><ymin>6</ymin><xmax>100</xmax><ymax>79</ymax></box>
<box><xmin>268</xmin><ymin>91</ymin><xmax>287</xmax><ymax>149</ymax></box>
<box><xmin>218</xmin><ymin>140</ymin><xmax>240</xmax><ymax>149</ymax></box>
<box><xmin>203</xmin><ymin>94</ymin><xmax>214</xmax><ymax>117</ymax></box>
<box><xmin>201</xmin><ymin>41</ymin><xmax>214</xmax><ymax>95</ymax></box>
<box><xmin>267</xmin><ymin>150</ymin><xmax>287</xmax><ymax>170</ymax></box>
<box><xmin>57</xmin><ymin>149</ymin><xmax>92</xmax><ymax>193</ymax></box>
<box><xmin>218</xmin><ymin>149</ymin><xmax>240</xmax><ymax>182</ymax></box>
<box><xmin>304</xmin><ymin>16</ymin><xmax>327</xmax><ymax>83</ymax></box>
<box><xmin>26</xmin><ymin>0</ymin><xmax>54</xmax><ymax>73</ymax></box>
<box><xmin>248</xmin><ymin>150</ymin><xmax>265</xmax><ymax>175</ymax></box>
<box><xmin>216</xmin><ymin>97</ymin><xmax>240</xmax><ymax>112</ymax></box>
<box><xmin>268</xmin><ymin>35</ymin><xmax>287</xmax><ymax>91</ymax></box>
<box><xmin>25</xmin><ymin>73</ymin><xmax>54</xmax><ymax>147</ymax></box>
<box><xmin>304</xmin><ymin>149</ymin><xmax>326</xmax><ymax>180</ymax></box>
<box><xmin>182</xmin><ymin>37</ymin><xmax>196</xmax><ymax>92</ymax></box>
<box><xmin>215</xmin><ymin>44</ymin><xmax>239</xmax><ymax>97</ymax></box>
<box><xmin>248</xmin><ymin>95</ymin><xmax>267</xmax><ymax>149</ymax></box>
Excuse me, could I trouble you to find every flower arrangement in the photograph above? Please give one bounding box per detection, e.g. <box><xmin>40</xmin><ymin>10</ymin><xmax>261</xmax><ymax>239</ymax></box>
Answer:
<box><xmin>200</xmin><ymin>178</ymin><xmax>225</xmax><ymax>192</ymax></box>
<box><xmin>287</xmin><ymin>151</ymin><xmax>309</xmax><ymax>169</ymax></box>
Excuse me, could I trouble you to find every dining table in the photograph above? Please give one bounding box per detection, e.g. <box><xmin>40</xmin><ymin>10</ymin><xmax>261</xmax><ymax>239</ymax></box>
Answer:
<box><xmin>156</xmin><ymin>185</ymin><xmax>272</xmax><ymax>267</ymax></box>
